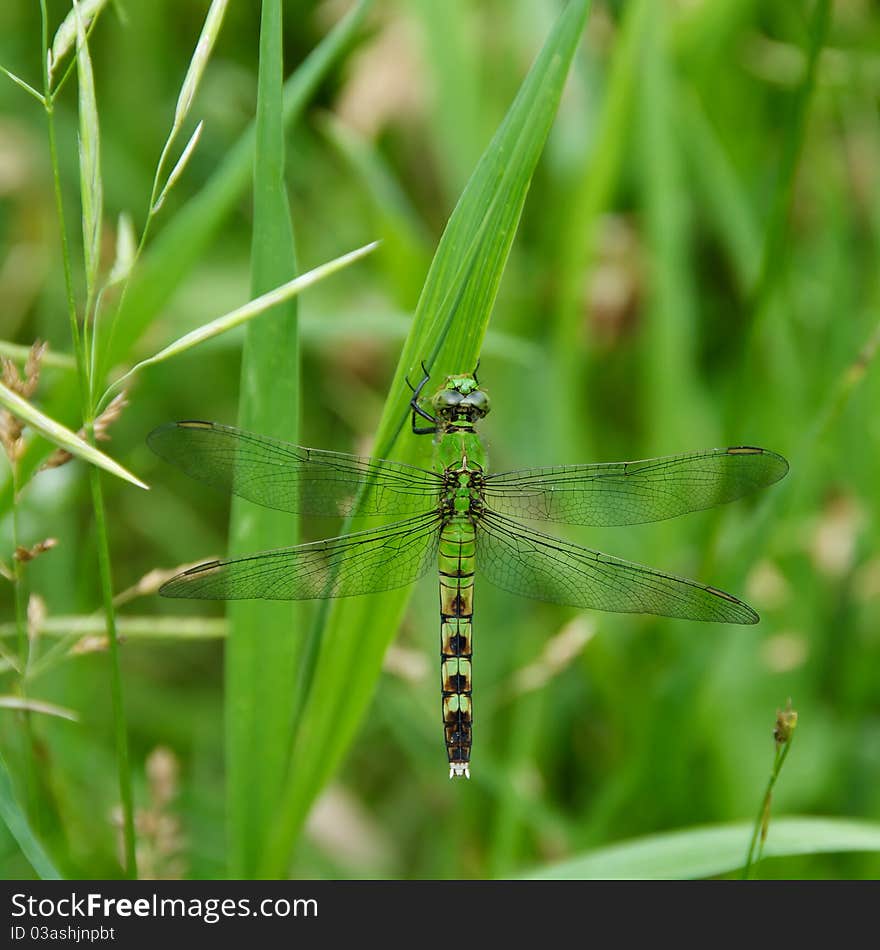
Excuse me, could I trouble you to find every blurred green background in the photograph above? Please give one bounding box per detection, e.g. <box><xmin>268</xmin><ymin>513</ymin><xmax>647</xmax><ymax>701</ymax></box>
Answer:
<box><xmin>1</xmin><ymin>0</ymin><xmax>879</xmax><ymax>879</ymax></box>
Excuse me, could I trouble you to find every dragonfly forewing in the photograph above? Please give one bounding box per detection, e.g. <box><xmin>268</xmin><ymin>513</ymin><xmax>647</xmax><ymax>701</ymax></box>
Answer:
<box><xmin>148</xmin><ymin>421</ymin><xmax>443</xmax><ymax>518</ymax></box>
<box><xmin>482</xmin><ymin>446</ymin><xmax>788</xmax><ymax>527</ymax></box>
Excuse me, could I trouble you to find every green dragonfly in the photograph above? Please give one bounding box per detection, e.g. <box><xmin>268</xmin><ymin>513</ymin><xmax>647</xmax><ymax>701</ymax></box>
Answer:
<box><xmin>148</xmin><ymin>367</ymin><xmax>788</xmax><ymax>779</ymax></box>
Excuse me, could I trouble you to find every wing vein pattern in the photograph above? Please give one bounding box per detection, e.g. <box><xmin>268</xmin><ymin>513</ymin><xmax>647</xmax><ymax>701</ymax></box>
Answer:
<box><xmin>476</xmin><ymin>510</ymin><xmax>757</xmax><ymax>623</ymax></box>
<box><xmin>483</xmin><ymin>447</ymin><xmax>788</xmax><ymax>526</ymax></box>
<box><xmin>148</xmin><ymin>421</ymin><xmax>443</xmax><ymax>518</ymax></box>
<box><xmin>160</xmin><ymin>511</ymin><xmax>442</xmax><ymax>601</ymax></box>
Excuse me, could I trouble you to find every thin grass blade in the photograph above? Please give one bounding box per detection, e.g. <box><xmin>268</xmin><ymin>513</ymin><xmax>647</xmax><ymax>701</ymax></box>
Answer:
<box><xmin>0</xmin><ymin>751</ymin><xmax>62</xmax><ymax>879</ymax></box>
<box><xmin>0</xmin><ymin>697</ymin><xmax>79</xmax><ymax>722</ymax></box>
<box><xmin>152</xmin><ymin>120</ymin><xmax>204</xmax><ymax>214</ymax></box>
<box><xmin>0</xmin><ymin>382</ymin><xmax>146</xmax><ymax>490</ymax></box>
<box><xmin>108</xmin><ymin>212</ymin><xmax>137</xmax><ymax>286</ymax></box>
<box><xmin>0</xmin><ymin>64</ymin><xmax>46</xmax><ymax>104</ymax></box>
<box><xmin>147</xmin><ymin>0</ymin><xmax>228</xmax><ymax>220</ymax></box>
<box><xmin>169</xmin><ymin>0</ymin><xmax>228</xmax><ymax>140</ymax></box>
<box><xmin>49</xmin><ymin>0</ymin><xmax>109</xmax><ymax>83</ymax></box>
<box><xmin>104</xmin><ymin>242</ymin><xmax>376</xmax><ymax>403</ymax></box>
<box><xmin>0</xmin><ymin>615</ymin><xmax>226</xmax><ymax>641</ymax></box>
<box><xmin>73</xmin><ymin>0</ymin><xmax>102</xmax><ymax>309</ymax></box>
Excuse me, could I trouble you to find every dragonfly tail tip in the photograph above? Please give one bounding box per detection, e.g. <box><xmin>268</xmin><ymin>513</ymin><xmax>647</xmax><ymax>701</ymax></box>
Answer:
<box><xmin>449</xmin><ymin>763</ymin><xmax>470</xmax><ymax>780</ymax></box>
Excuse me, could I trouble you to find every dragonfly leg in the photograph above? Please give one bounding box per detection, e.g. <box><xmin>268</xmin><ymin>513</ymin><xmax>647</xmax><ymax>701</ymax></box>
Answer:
<box><xmin>409</xmin><ymin>361</ymin><xmax>438</xmax><ymax>435</ymax></box>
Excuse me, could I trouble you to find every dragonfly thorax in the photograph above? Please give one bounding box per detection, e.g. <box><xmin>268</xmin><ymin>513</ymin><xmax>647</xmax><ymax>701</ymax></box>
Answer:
<box><xmin>441</xmin><ymin>462</ymin><xmax>485</xmax><ymax>520</ymax></box>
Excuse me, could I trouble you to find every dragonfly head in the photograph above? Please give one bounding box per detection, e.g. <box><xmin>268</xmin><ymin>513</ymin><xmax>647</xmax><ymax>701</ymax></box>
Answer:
<box><xmin>431</xmin><ymin>374</ymin><xmax>491</xmax><ymax>425</ymax></box>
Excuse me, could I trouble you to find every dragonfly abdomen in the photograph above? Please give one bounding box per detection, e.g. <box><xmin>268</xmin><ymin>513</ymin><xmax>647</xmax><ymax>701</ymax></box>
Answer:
<box><xmin>438</xmin><ymin>517</ymin><xmax>475</xmax><ymax>779</ymax></box>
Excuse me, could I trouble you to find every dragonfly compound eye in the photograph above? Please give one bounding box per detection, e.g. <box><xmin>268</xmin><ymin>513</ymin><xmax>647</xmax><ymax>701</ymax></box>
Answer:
<box><xmin>432</xmin><ymin>389</ymin><xmax>463</xmax><ymax>412</ymax></box>
<box><xmin>463</xmin><ymin>390</ymin><xmax>490</xmax><ymax>417</ymax></box>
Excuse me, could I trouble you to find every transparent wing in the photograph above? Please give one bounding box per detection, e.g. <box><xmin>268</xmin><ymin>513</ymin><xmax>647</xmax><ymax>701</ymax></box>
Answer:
<box><xmin>483</xmin><ymin>447</ymin><xmax>788</xmax><ymax>526</ymax></box>
<box><xmin>148</xmin><ymin>421</ymin><xmax>443</xmax><ymax>518</ymax></box>
<box><xmin>159</xmin><ymin>512</ymin><xmax>442</xmax><ymax>601</ymax></box>
<box><xmin>476</xmin><ymin>510</ymin><xmax>757</xmax><ymax>624</ymax></box>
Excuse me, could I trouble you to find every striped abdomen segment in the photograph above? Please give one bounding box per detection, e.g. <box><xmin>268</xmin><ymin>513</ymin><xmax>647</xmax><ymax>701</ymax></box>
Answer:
<box><xmin>439</xmin><ymin>518</ymin><xmax>475</xmax><ymax>779</ymax></box>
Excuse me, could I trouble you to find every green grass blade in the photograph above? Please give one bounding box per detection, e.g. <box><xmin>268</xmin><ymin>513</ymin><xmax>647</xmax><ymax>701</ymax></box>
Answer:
<box><xmin>103</xmin><ymin>242</ymin><xmax>376</xmax><ymax>403</ymax></box>
<box><xmin>522</xmin><ymin>817</ymin><xmax>880</xmax><ymax>880</ymax></box>
<box><xmin>744</xmin><ymin>0</ymin><xmax>832</xmax><ymax>345</ymax></box>
<box><xmin>167</xmin><ymin>0</ymin><xmax>228</xmax><ymax>144</ymax></box>
<box><xmin>0</xmin><ymin>697</ymin><xmax>78</xmax><ymax>722</ymax></box>
<box><xmin>725</xmin><ymin>0</ymin><xmax>831</xmax><ymax>432</ymax></box>
<box><xmin>148</xmin><ymin>0</ymin><xmax>228</xmax><ymax>220</ymax></box>
<box><xmin>638</xmin><ymin>1</ymin><xmax>710</xmax><ymax>451</ymax></box>
<box><xmin>0</xmin><ymin>382</ymin><xmax>147</xmax><ymax>489</ymax></box>
<box><xmin>0</xmin><ymin>63</ymin><xmax>46</xmax><ymax>104</ymax></box>
<box><xmin>262</xmin><ymin>0</ymin><xmax>592</xmax><ymax>877</ymax></box>
<box><xmin>73</xmin><ymin>0</ymin><xmax>101</xmax><ymax>311</ymax></box>
<box><xmin>104</xmin><ymin>0</ymin><xmax>374</xmax><ymax>371</ymax></box>
<box><xmin>49</xmin><ymin>0</ymin><xmax>109</xmax><ymax>84</ymax></box>
<box><xmin>0</xmin><ymin>751</ymin><xmax>62</xmax><ymax>879</ymax></box>
<box><xmin>411</xmin><ymin>0</ymin><xmax>484</xmax><ymax>199</ymax></box>
<box><xmin>108</xmin><ymin>211</ymin><xmax>137</xmax><ymax>286</ymax></box>
<box><xmin>679</xmin><ymin>90</ymin><xmax>761</xmax><ymax>291</ymax></box>
<box><xmin>226</xmin><ymin>0</ymin><xmax>301</xmax><ymax>879</ymax></box>
<box><xmin>152</xmin><ymin>119</ymin><xmax>204</xmax><ymax>214</ymax></box>
<box><xmin>0</xmin><ymin>615</ymin><xmax>226</xmax><ymax>641</ymax></box>
<box><xmin>550</xmin><ymin>0</ymin><xmax>649</xmax><ymax>457</ymax></box>
<box><xmin>319</xmin><ymin>113</ymin><xmax>432</xmax><ymax>306</ymax></box>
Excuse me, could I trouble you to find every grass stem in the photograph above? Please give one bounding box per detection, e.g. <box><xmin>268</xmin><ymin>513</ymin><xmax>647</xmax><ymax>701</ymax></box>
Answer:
<box><xmin>9</xmin><ymin>460</ymin><xmax>37</xmax><ymax>824</ymax></box>
<box><xmin>87</xmin><ymin>461</ymin><xmax>137</xmax><ymax>878</ymax></box>
<box><xmin>742</xmin><ymin>701</ymin><xmax>798</xmax><ymax>879</ymax></box>
<box><xmin>40</xmin><ymin>0</ymin><xmax>138</xmax><ymax>878</ymax></box>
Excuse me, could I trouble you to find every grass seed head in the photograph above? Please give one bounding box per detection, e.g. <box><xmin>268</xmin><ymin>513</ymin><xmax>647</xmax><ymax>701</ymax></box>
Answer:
<box><xmin>774</xmin><ymin>699</ymin><xmax>798</xmax><ymax>745</ymax></box>
<box><xmin>1</xmin><ymin>340</ymin><xmax>46</xmax><ymax>461</ymax></box>
<box><xmin>42</xmin><ymin>390</ymin><xmax>129</xmax><ymax>471</ymax></box>
<box><xmin>14</xmin><ymin>538</ymin><xmax>59</xmax><ymax>563</ymax></box>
